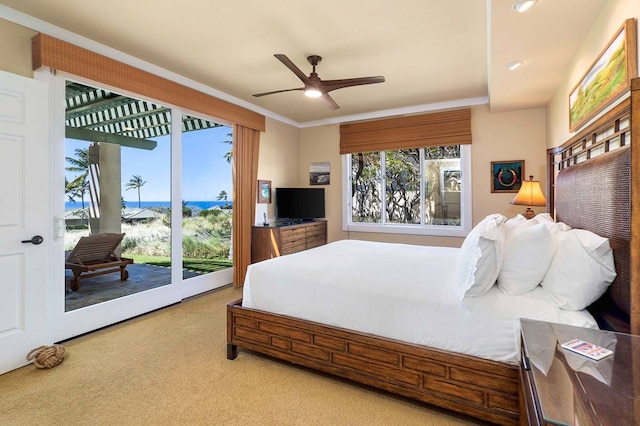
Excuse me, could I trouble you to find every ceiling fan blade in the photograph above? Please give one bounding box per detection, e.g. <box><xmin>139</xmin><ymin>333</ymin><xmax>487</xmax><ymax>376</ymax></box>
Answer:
<box><xmin>253</xmin><ymin>87</ymin><xmax>304</xmax><ymax>97</ymax></box>
<box><xmin>321</xmin><ymin>76</ymin><xmax>385</xmax><ymax>93</ymax></box>
<box><xmin>319</xmin><ymin>93</ymin><xmax>340</xmax><ymax>110</ymax></box>
<box><xmin>274</xmin><ymin>54</ymin><xmax>311</xmax><ymax>84</ymax></box>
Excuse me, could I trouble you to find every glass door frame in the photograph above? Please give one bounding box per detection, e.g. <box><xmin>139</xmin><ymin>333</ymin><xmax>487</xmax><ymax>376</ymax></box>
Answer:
<box><xmin>44</xmin><ymin>70</ymin><xmax>232</xmax><ymax>342</ymax></box>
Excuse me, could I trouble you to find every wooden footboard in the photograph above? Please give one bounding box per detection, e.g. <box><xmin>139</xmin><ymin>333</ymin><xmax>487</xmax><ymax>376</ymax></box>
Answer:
<box><xmin>227</xmin><ymin>299</ymin><xmax>519</xmax><ymax>425</ymax></box>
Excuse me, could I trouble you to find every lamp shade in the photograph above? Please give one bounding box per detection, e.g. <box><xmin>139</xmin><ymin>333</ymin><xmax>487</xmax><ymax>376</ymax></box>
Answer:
<box><xmin>510</xmin><ymin>175</ymin><xmax>546</xmax><ymax>207</ymax></box>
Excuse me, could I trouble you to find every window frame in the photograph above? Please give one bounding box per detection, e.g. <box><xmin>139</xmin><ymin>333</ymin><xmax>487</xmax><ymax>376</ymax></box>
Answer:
<box><xmin>342</xmin><ymin>144</ymin><xmax>472</xmax><ymax>237</ymax></box>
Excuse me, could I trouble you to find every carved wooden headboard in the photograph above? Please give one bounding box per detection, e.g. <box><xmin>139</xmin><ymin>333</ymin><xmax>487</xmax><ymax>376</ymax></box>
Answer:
<box><xmin>548</xmin><ymin>78</ymin><xmax>639</xmax><ymax>335</ymax></box>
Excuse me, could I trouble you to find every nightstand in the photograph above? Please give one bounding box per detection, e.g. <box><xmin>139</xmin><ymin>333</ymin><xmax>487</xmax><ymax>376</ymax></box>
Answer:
<box><xmin>519</xmin><ymin>319</ymin><xmax>638</xmax><ymax>426</ymax></box>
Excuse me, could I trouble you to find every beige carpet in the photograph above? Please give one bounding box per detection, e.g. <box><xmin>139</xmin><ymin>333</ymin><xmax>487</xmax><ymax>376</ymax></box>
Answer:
<box><xmin>0</xmin><ymin>286</ymin><xmax>485</xmax><ymax>425</ymax></box>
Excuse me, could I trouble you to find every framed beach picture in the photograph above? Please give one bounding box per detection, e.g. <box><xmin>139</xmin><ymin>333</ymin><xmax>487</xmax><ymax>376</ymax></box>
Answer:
<box><xmin>569</xmin><ymin>19</ymin><xmax>637</xmax><ymax>132</ymax></box>
<box><xmin>257</xmin><ymin>180</ymin><xmax>271</xmax><ymax>203</ymax></box>
<box><xmin>491</xmin><ymin>160</ymin><xmax>524</xmax><ymax>193</ymax></box>
<box><xmin>309</xmin><ymin>162</ymin><xmax>330</xmax><ymax>185</ymax></box>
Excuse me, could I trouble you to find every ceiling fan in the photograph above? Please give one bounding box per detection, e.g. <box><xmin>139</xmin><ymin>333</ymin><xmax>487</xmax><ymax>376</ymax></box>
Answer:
<box><xmin>253</xmin><ymin>54</ymin><xmax>385</xmax><ymax>110</ymax></box>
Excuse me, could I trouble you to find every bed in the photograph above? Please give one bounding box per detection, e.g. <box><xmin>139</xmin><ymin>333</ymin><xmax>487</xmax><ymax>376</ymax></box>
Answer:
<box><xmin>227</xmin><ymin>79</ymin><xmax>639</xmax><ymax>425</ymax></box>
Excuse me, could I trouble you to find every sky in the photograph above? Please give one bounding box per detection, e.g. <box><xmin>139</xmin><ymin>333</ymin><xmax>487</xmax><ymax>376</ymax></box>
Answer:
<box><xmin>65</xmin><ymin>124</ymin><xmax>233</xmax><ymax>203</ymax></box>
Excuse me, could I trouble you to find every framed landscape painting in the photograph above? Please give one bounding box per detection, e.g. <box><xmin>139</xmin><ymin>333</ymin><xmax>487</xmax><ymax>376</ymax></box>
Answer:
<box><xmin>569</xmin><ymin>18</ymin><xmax>637</xmax><ymax>132</ymax></box>
<box><xmin>491</xmin><ymin>160</ymin><xmax>524</xmax><ymax>193</ymax></box>
<box><xmin>309</xmin><ymin>162</ymin><xmax>330</xmax><ymax>185</ymax></box>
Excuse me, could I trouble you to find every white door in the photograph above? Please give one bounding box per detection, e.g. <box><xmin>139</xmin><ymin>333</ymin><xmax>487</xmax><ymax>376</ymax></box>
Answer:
<box><xmin>0</xmin><ymin>71</ymin><xmax>49</xmax><ymax>374</ymax></box>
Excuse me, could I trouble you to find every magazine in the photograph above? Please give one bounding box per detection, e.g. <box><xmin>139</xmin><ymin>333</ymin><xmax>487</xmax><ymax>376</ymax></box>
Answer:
<box><xmin>561</xmin><ymin>339</ymin><xmax>614</xmax><ymax>361</ymax></box>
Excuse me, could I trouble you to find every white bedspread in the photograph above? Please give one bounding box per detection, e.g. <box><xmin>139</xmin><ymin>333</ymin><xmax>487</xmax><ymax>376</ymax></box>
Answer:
<box><xmin>243</xmin><ymin>239</ymin><xmax>597</xmax><ymax>364</ymax></box>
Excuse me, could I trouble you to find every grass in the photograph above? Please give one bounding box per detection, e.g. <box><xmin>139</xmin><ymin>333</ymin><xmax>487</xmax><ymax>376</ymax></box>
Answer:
<box><xmin>65</xmin><ymin>213</ymin><xmax>233</xmax><ymax>275</ymax></box>
<box><xmin>128</xmin><ymin>254</ymin><xmax>233</xmax><ymax>274</ymax></box>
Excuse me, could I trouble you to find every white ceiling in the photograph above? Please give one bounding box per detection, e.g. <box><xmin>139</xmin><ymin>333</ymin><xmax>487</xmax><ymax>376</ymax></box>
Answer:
<box><xmin>1</xmin><ymin>0</ymin><xmax>609</xmax><ymax>125</ymax></box>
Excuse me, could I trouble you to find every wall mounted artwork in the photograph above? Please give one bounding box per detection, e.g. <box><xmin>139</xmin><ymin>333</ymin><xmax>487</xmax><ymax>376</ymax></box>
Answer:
<box><xmin>569</xmin><ymin>18</ymin><xmax>637</xmax><ymax>132</ymax></box>
<box><xmin>309</xmin><ymin>162</ymin><xmax>330</xmax><ymax>185</ymax></box>
<box><xmin>491</xmin><ymin>160</ymin><xmax>524</xmax><ymax>193</ymax></box>
<box><xmin>257</xmin><ymin>180</ymin><xmax>271</xmax><ymax>203</ymax></box>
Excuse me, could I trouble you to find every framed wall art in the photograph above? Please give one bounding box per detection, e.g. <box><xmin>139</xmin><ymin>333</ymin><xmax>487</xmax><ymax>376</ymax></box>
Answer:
<box><xmin>491</xmin><ymin>160</ymin><xmax>524</xmax><ymax>193</ymax></box>
<box><xmin>569</xmin><ymin>18</ymin><xmax>637</xmax><ymax>132</ymax></box>
<box><xmin>309</xmin><ymin>162</ymin><xmax>330</xmax><ymax>185</ymax></box>
<box><xmin>257</xmin><ymin>179</ymin><xmax>271</xmax><ymax>203</ymax></box>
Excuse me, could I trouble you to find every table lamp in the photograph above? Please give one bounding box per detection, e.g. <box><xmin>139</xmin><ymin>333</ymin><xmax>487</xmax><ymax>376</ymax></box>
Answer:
<box><xmin>510</xmin><ymin>175</ymin><xmax>546</xmax><ymax>219</ymax></box>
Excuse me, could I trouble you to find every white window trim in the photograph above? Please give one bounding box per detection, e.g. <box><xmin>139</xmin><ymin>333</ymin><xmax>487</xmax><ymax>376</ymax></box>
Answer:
<box><xmin>342</xmin><ymin>145</ymin><xmax>472</xmax><ymax>237</ymax></box>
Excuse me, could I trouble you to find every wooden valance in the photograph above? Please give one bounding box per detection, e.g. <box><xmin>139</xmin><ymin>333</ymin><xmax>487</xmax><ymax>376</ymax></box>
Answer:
<box><xmin>339</xmin><ymin>108</ymin><xmax>471</xmax><ymax>155</ymax></box>
<box><xmin>32</xmin><ymin>33</ymin><xmax>265</xmax><ymax>132</ymax></box>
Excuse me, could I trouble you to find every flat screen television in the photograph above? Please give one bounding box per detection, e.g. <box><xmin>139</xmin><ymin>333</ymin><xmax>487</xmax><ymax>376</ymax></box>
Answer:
<box><xmin>275</xmin><ymin>187</ymin><xmax>325</xmax><ymax>222</ymax></box>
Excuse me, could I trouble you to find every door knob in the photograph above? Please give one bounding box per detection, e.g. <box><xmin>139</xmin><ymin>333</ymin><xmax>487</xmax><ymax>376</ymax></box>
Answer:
<box><xmin>21</xmin><ymin>235</ymin><xmax>44</xmax><ymax>245</ymax></box>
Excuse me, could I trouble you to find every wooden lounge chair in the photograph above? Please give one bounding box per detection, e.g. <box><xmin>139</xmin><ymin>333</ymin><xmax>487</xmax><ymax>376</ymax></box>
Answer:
<box><xmin>65</xmin><ymin>232</ymin><xmax>133</xmax><ymax>291</ymax></box>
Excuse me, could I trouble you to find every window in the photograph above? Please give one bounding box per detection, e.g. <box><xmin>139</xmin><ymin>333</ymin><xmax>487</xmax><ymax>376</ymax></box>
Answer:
<box><xmin>344</xmin><ymin>145</ymin><xmax>471</xmax><ymax>236</ymax></box>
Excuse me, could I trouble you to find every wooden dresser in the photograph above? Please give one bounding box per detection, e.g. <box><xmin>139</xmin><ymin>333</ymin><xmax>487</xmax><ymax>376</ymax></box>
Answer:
<box><xmin>251</xmin><ymin>220</ymin><xmax>327</xmax><ymax>263</ymax></box>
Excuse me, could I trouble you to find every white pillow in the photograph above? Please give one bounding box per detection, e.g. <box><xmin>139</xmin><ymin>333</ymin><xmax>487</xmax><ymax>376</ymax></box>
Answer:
<box><xmin>455</xmin><ymin>214</ymin><xmax>506</xmax><ymax>300</ymax></box>
<box><xmin>532</xmin><ymin>213</ymin><xmax>571</xmax><ymax>235</ymax></box>
<box><xmin>503</xmin><ymin>214</ymin><xmax>527</xmax><ymax>236</ymax></box>
<box><xmin>498</xmin><ymin>222</ymin><xmax>554</xmax><ymax>295</ymax></box>
<box><xmin>540</xmin><ymin>229</ymin><xmax>616</xmax><ymax>310</ymax></box>
<box><xmin>532</xmin><ymin>212</ymin><xmax>554</xmax><ymax>223</ymax></box>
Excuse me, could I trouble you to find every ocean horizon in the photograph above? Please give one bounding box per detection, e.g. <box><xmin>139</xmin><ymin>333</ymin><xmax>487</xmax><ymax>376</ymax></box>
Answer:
<box><xmin>65</xmin><ymin>200</ymin><xmax>232</xmax><ymax>210</ymax></box>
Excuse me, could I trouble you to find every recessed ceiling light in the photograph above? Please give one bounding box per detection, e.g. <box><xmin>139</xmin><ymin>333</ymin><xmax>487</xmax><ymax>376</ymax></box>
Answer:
<box><xmin>511</xmin><ymin>0</ymin><xmax>537</xmax><ymax>12</ymax></box>
<box><xmin>506</xmin><ymin>61</ymin><xmax>523</xmax><ymax>71</ymax></box>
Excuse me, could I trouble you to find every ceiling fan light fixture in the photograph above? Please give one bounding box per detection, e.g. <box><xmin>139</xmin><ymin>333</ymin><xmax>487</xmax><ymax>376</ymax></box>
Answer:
<box><xmin>511</xmin><ymin>0</ymin><xmax>536</xmax><ymax>13</ymax></box>
<box><xmin>253</xmin><ymin>54</ymin><xmax>385</xmax><ymax>109</ymax></box>
<box><xmin>304</xmin><ymin>88</ymin><xmax>322</xmax><ymax>98</ymax></box>
<box><xmin>506</xmin><ymin>61</ymin><xmax>523</xmax><ymax>71</ymax></box>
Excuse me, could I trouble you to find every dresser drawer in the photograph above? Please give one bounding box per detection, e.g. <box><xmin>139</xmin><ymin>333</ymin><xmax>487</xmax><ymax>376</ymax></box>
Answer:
<box><xmin>306</xmin><ymin>222</ymin><xmax>326</xmax><ymax>242</ymax></box>
<box><xmin>280</xmin><ymin>227</ymin><xmax>306</xmax><ymax>242</ymax></box>
<box><xmin>306</xmin><ymin>241</ymin><xmax>324</xmax><ymax>250</ymax></box>
<box><xmin>281</xmin><ymin>239</ymin><xmax>307</xmax><ymax>255</ymax></box>
<box><xmin>306</xmin><ymin>226</ymin><xmax>325</xmax><ymax>239</ymax></box>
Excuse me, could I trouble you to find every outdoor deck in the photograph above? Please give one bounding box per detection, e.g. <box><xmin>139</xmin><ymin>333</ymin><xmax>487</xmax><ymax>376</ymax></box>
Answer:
<box><xmin>65</xmin><ymin>262</ymin><xmax>200</xmax><ymax>311</ymax></box>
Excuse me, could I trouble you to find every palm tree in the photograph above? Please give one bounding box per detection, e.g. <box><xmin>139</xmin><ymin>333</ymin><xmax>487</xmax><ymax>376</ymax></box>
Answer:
<box><xmin>66</xmin><ymin>175</ymin><xmax>90</xmax><ymax>209</ymax></box>
<box><xmin>65</xmin><ymin>147</ymin><xmax>89</xmax><ymax>176</ymax></box>
<box><xmin>217</xmin><ymin>190</ymin><xmax>228</xmax><ymax>202</ymax></box>
<box><xmin>124</xmin><ymin>175</ymin><xmax>146</xmax><ymax>208</ymax></box>
<box><xmin>65</xmin><ymin>147</ymin><xmax>90</xmax><ymax>208</ymax></box>
<box><xmin>223</xmin><ymin>133</ymin><xmax>232</xmax><ymax>163</ymax></box>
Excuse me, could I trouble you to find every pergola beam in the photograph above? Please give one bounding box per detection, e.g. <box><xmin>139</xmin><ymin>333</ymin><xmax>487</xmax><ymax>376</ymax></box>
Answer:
<box><xmin>65</xmin><ymin>127</ymin><xmax>157</xmax><ymax>150</ymax></box>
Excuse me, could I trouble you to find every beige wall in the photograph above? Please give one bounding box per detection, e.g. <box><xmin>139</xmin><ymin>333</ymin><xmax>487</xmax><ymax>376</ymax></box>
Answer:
<box><xmin>0</xmin><ymin>18</ymin><xmax>36</xmax><ymax>77</ymax></box>
<box><xmin>298</xmin><ymin>125</ymin><xmax>341</xmax><ymax>242</ymax></box>
<box><xmin>257</xmin><ymin>117</ymin><xmax>300</xmax><ymax>220</ymax></box>
<box><xmin>547</xmin><ymin>0</ymin><xmax>640</xmax><ymax>148</ymax></box>
<box><xmin>298</xmin><ymin>105</ymin><xmax>547</xmax><ymax>247</ymax></box>
<box><xmin>471</xmin><ymin>106</ymin><xmax>547</xmax><ymax>221</ymax></box>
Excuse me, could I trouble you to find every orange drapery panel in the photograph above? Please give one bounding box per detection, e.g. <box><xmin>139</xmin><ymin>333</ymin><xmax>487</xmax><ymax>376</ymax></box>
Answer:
<box><xmin>339</xmin><ymin>108</ymin><xmax>471</xmax><ymax>154</ymax></box>
<box><xmin>232</xmin><ymin>125</ymin><xmax>260</xmax><ymax>287</ymax></box>
<box><xmin>32</xmin><ymin>33</ymin><xmax>265</xmax><ymax>132</ymax></box>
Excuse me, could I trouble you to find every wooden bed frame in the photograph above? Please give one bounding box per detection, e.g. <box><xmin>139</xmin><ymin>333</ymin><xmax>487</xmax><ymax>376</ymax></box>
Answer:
<box><xmin>227</xmin><ymin>78</ymin><xmax>639</xmax><ymax>425</ymax></box>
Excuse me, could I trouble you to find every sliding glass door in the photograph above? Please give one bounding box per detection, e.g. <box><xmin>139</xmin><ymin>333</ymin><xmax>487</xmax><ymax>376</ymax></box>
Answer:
<box><xmin>180</xmin><ymin>115</ymin><xmax>233</xmax><ymax>298</ymax></box>
<box><xmin>55</xmin><ymin>77</ymin><xmax>232</xmax><ymax>340</ymax></box>
<box><xmin>64</xmin><ymin>81</ymin><xmax>173</xmax><ymax>312</ymax></box>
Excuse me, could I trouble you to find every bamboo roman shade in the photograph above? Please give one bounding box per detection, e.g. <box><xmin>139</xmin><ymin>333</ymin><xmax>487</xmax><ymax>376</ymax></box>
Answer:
<box><xmin>32</xmin><ymin>33</ymin><xmax>265</xmax><ymax>132</ymax></box>
<box><xmin>339</xmin><ymin>108</ymin><xmax>471</xmax><ymax>154</ymax></box>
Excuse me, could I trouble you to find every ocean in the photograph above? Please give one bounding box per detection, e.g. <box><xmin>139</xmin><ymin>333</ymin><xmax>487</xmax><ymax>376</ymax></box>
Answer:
<box><xmin>65</xmin><ymin>200</ymin><xmax>232</xmax><ymax>210</ymax></box>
